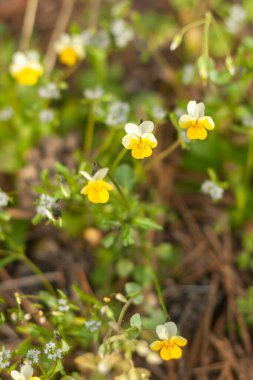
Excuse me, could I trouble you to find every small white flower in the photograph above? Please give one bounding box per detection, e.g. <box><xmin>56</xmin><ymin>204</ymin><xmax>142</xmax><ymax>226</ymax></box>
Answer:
<box><xmin>152</xmin><ymin>105</ymin><xmax>166</xmax><ymax>120</ymax></box>
<box><xmin>38</xmin><ymin>83</ymin><xmax>60</xmax><ymax>99</ymax></box>
<box><xmin>106</xmin><ymin>101</ymin><xmax>130</xmax><ymax>126</ymax></box>
<box><xmin>26</xmin><ymin>348</ymin><xmax>40</xmax><ymax>364</ymax></box>
<box><xmin>0</xmin><ymin>106</ymin><xmax>14</xmax><ymax>121</ymax></box>
<box><xmin>0</xmin><ymin>189</ymin><xmax>9</xmax><ymax>208</ymax></box>
<box><xmin>39</xmin><ymin>109</ymin><xmax>54</xmax><ymax>123</ymax></box>
<box><xmin>0</xmin><ymin>346</ymin><xmax>11</xmax><ymax>369</ymax></box>
<box><xmin>181</xmin><ymin>64</ymin><xmax>195</xmax><ymax>85</ymax></box>
<box><xmin>44</xmin><ymin>341</ymin><xmax>62</xmax><ymax>361</ymax></box>
<box><xmin>225</xmin><ymin>5</ymin><xmax>246</xmax><ymax>34</ymax></box>
<box><xmin>91</xmin><ymin>30</ymin><xmax>111</xmax><ymax>49</ymax></box>
<box><xmin>201</xmin><ymin>180</ymin><xmax>224</xmax><ymax>201</ymax></box>
<box><xmin>85</xmin><ymin>319</ymin><xmax>101</xmax><ymax>332</ymax></box>
<box><xmin>36</xmin><ymin>194</ymin><xmax>55</xmax><ymax>217</ymax></box>
<box><xmin>84</xmin><ymin>86</ymin><xmax>104</xmax><ymax>100</ymax></box>
<box><xmin>58</xmin><ymin>298</ymin><xmax>70</xmax><ymax>312</ymax></box>
<box><xmin>111</xmin><ymin>19</ymin><xmax>134</xmax><ymax>48</ymax></box>
<box><xmin>11</xmin><ymin>364</ymin><xmax>40</xmax><ymax>380</ymax></box>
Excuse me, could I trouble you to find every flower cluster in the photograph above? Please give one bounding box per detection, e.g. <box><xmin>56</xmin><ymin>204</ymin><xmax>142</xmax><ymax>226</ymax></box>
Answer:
<box><xmin>85</xmin><ymin>319</ymin><xmax>101</xmax><ymax>332</ymax></box>
<box><xmin>26</xmin><ymin>348</ymin><xmax>41</xmax><ymax>364</ymax></box>
<box><xmin>36</xmin><ymin>194</ymin><xmax>55</xmax><ymax>217</ymax></box>
<box><xmin>80</xmin><ymin>168</ymin><xmax>113</xmax><ymax>204</ymax></box>
<box><xmin>38</xmin><ymin>83</ymin><xmax>60</xmax><ymax>100</ymax></box>
<box><xmin>0</xmin><ymin>346</ymin><xmax>11</xmax><ymax>369</ymax></box>
<box><xmin>10</xmin><ymin>51</ymin><xmax>43</xmax><ymax>86</ymax></box>
<box><xmin>106</xmin><ymin>101</ymin><xmax>130</xmax><ymax>126</ymax></box>
<box><xmin>111</xmin><ymin>19</ymin><xmax>134</xmax><ymax>48</ymax></box>
<box><xmin>201</xmin><ymin>180</ymin><xmax>224</xmax><ymax>201</ymax></box>
<box><xmin>57</xmin><ymin>298</ymin><xmax>70</xmax><ymax>312</ymax></box>
<box><xmin>150</xmin><ymin>322</ymin><xmax>187</xmax><ymax>361</ymax></box>
<box><xmin>44</xmin><ymin>341</ymin><xmax>62</xmax><ymax>361</ymax></box>
<box><xmin>84</xmin><ymin>86</ymin><xmax>104</xmax><ymax>100</ymax></box>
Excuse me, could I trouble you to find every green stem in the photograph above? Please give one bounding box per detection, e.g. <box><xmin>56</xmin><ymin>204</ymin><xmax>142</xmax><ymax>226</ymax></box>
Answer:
<box><xmin>110</xmin><ymin>148</ymin><xmax>128</xmax><ymax>172</ymax></box>
<box><xmin>84</xmin><ymin>102</ymin><xmax>95</xmax><ymax>156</ymax></box>
<box><xmin>203</xmin><ymin>12</ymin><xmax>212</xmax><ymax>61</ymax></box>
<box><xmin>118</xmin><ymin>297</ymin><xmax>133</xmax><ymax>326</ymax></box>
<box><xmin>146</xmin><ymin>139</ymin><xmax>181</xmax><ymax>169</ymax></box>
<box><xmin>212</xmin><ymin>18</ymin><xmax>231</xmax><ymax>58</ymax></box>
<box><xmin>180</xmin><ymin>18</ymin><xmax>206</xmax><ymax>36</ymax></box>
<box><xmin>107</xmin><ymin>172</ymin><xmax>129</xmax><ymax>210</ymax></box>
<box><xmin>151</xmin><ymin>267</ymin><xmax>170</xmax><ymax>320</ymax></box>
<box><xmin>21</xmin><ymin>255</ymin><xmax>56</xmax><ymax>296</ymax></box>
<box><xmin>96</xmin><ymin>128</ymin><xmax>117</xmax><ymax>158</ymax></box>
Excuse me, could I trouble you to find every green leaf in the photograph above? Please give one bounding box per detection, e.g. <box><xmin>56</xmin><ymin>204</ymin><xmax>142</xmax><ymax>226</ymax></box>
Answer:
<box><xmin>133</xmin><ymin>217</ymin><xmax>162</xmax><ymax>231</ymax></box>
<box><xmin>125</xmin><ymin>282</ymin><xmax>143</xmax><ymax>305</ymax></box>
<box><xmin>130</xmin><ymin>313</ymin><xmax>142</xmax><ymax>330</ymax></box>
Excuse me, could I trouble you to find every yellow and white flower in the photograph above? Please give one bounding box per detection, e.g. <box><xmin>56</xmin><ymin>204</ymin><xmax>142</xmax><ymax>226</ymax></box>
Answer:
<box><xmin>122</xmin><ymin>121</ymin><xmax>158</xmax><ymax>159</ymax></box>
<box><xmin>10</xmin><ymin>51</ymin><xmax>43</xmax><ymax>86</ymax></box>
<box><xmin>179</xmin><ymin>100</ymin><xmax>215</xmax><ymax>140</ymax></box>
<box><xmin>80</xmin><ymin>168</ymin><xmax>113</xmax><ymax>204</ymax></box>
<box><xmin>11</xmin><ymin>364</ymin><xmax>41</xmax><ymax>380</ymax></box>
<box><xmin>150</xmin><ymin>322</ymin><xmax>187</xmax><ymax>361</ymax></box>
<box><xmin>55</xmin><ymin>34</ymin><xmax>85</xmax><ymax>66</ymax></box>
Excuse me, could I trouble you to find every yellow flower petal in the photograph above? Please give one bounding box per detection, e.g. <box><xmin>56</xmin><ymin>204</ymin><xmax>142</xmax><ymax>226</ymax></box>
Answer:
<box><xmin>160</xmin><ymin>345</ymin><xmax>173</xmax><ymax>361</ymax></box>
<box><xmin>14</xmin><ymin>67</ymin><xmax>42</xmax><ymax>86</ymax></box>
<box><xmin>150</xmin><ymin>340</ymin><xmax>163</xmax><ymax>351</ymax></box>
<box><xmin>170</xmin><ymin>336</ymin><xmax>187</xmax><ymax>347</ymax></box>
<box><xmin>131</xmin><ymin>140</ymin><xmax>153</xmax><ymax>159</ymax></box>
<box><xmin>142</xmin><ymin>133</ymin><xmax>158</xmax><ymax>148</ymax></box>
<box><xmin>170</xmin><ymin>343</ymin><xmax>182</xmax><ymax>359</ymax></box>
<box><xmin>122</xmin><ymin>134</ymin><xmax>140</xmax><ymax>149</ymax></box>
<box><xmin>199</xmin><ymin>116</ymin><xmax>215</xmax><ymax>130</ymax></box>
<box><xmin>81</xmin><ymin>180</ymin><xmax>112</xmax><ymax>204</ymax></box>
<box><xmin>186</xmin><ymin>125</ymin><xmax>207</xmax><ymax>140</ymax></box>
<box><xmin>179</xmin><ymin>114</ymin><xmax>195</xmax><ymax>129</ymax></box>
<box><xmin>59</xmin><ymin>47</ymin><xmax>78</xmax><ymax>66</ymax></box>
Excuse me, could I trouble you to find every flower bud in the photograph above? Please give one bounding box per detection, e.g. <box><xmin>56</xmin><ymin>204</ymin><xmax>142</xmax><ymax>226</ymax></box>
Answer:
<box><xmin>170</xmin><ymin>34</ymin><xmax>183</xmax><ymax>51</ymax></box>
<box><xmin>225</xmin><ymin>56</ymin><xmax>236</xmax><ymax>76</ymax></box>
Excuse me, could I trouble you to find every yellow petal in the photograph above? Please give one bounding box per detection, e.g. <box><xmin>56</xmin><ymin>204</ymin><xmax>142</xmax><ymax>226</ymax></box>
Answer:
<box><xmin>102</xmin><ymin>180</ymin><xmax>113</xmax><ymax>191</ymax></box>
<box><xmin>179</xmin><ymin>114</ymin><xmax>195</xmax><ymax>129</ymax></box>
<box><xmin>170</xmin><ymin>336</ymin><xmax>187</xmax><ymax>347</ymax></box>
<box><xmin>170</xmin><ymin>344</ymin><xmax>182</xmax><ymax>359</ymax></box>
<box><xmin>142</xmin><ymin>133</ymin><xmax>158</xmax><ymax>148</ymax></box>
<box><xmin>160</xmin><ymin>345</ymin><xmax>173</xmax><ymax>361</ymax></box>
<box><xmin>59</xmin><ymin>47</ymin><xmax>78</xmax><ymax>66</ymax></box>
<box><xmin>14</xmin><ymin>67</ymin><xmax>42</xmax><ymax>86</ymax></box>
<box><xmin>80</xmin><ymin>185</ymin><xmax>89</xmax><ymax>195</ymax></box>
<box><xmin>122</xmin><ymin>134</ymin><xmax>140</xmax><ymax>149</ymax></box>
<box><xmin>131</xmin><ymin>141</ymin><xmax>152</xmax><ymax>159</ymax></box>
<box><xmin>150</xmin><ymin>340</ymin><xmax>163</xmax><ymax>352</ymax></box>
<box><xmin>186</xmin><ymin>125</ymin><xmax>207</xmax><ymax>140</ymax></box>
<box><xmin>199</xmin><ymin>116</ymin><xmax>215</xmax><ymax>130</ymax></box>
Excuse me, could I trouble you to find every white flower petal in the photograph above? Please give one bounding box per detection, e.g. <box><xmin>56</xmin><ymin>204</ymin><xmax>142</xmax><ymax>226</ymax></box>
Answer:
<box><xmin>80</xmin><ymin>171</ymin><xmax>92</xmax><ymax>181</ymax></box>
<box><xmin>11</xmin><ymin>371</ymin><xmax>26</xmax><ymax>380</ymax></box>
<box><xmin>139</xmin><ymin>121</ymin><xmax>154</xmax><ymax>135</ymax></box>
<box><xmin>156</xmin><ymin>324</ymin><xmax>168</xmax><ymax>340</ymax></box>
<box><xmin>196</xmin><ymin>102</ymin><xmax>205</xmax><ymax>118</ymax></box>
<box><xmin>21</xmin><ymin>365</ymin><xmax>33</xmax><ymax>379</ymax></box>
<box><xmin>187</xmin><ymin>101</ymin><xmax>197</xmax><ymax>118</ymax></box>
<box><xmin>124</xmin><ymin>123</ymin><xmax>139</xmax><ymax>136</ymax></box>
<box><xmin>164</xmin><ymin>322</ymin><xmax>177</xmax><ymax>339</ymax></box>
<box><xmin>93</xmin><ymin>168</ymin><xmax>109</xmax><ymax>180</ymax></box>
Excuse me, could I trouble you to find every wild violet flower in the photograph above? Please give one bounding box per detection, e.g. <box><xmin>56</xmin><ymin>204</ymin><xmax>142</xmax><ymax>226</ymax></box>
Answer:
<box><xmin>80</xmin><ymin>168</ymin><xmax>113</xmax><ymax>204</ymax></box>
<box><xmin>122</xmin><ymin>121</ymin><xmax>158</xmax><ymax>159</ymax></box>
<box><xmin>10</xmin><ymin>51</ymin><xmax>43</xmax><ymax>86</ymax></box>
<box><xmin>150</xmin><ymin>322</ymin><xmax>187</xmax><ymax>361</ymax></box>
<box><xmin>179</xmin><ymin>101</ymin><xmax>215</xmax><ymax>140</ymax></box>
<box><xmin>11</xmin><ymin>364</ymin><xmax>41</xmax><ymax>380</ymax></box>
<box><xmin>55</xmin><ymin>34</ymin><xmax>85</xmax><ymax>66</ymax></box>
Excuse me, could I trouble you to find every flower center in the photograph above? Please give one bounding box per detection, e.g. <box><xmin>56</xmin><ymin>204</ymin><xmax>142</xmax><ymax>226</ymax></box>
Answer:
<box><xmin>59</xmin><ymin>47</ymin><xmax>78</xmax><ymax>66</ymax></box>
